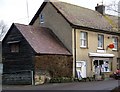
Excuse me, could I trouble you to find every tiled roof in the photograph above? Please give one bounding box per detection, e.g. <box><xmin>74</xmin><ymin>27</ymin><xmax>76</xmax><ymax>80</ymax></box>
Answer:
<box><xmin>14</xmin><ymin>23</ymin><xmax>71</xmax><ymax>55</ymax></box>
<box><xmin>30</xmin><ymin>0</ymin><xmax>119</xmax><ymax>33</ymax></box>
<box><xmin>51</xmin><ymin>1</ymin><xmax>118</xmax><ymax>32</ymax></box>
<box><xmin>105</xmin><ymin>14</ymin><xmax>118</xmax><ymax>30</ymax></box>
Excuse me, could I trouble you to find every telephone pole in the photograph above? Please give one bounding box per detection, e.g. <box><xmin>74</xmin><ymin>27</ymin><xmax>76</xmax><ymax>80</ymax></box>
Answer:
<box><xmin>26</xmin><ymin>0</ymin><xmax>29</xmax><ymax>24</ymax></box>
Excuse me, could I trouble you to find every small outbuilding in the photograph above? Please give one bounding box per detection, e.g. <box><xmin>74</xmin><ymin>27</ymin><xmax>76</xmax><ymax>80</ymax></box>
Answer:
<box><xmin>2</xmin><ymin>23</ymin><xmax>72</xmax><ymax>85</ymax></box>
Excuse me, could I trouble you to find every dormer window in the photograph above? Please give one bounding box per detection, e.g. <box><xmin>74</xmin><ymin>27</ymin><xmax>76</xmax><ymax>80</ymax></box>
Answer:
<box><xmin>40</xmin><ymin>14</ymin><xmax>44</xmax><ymax>24</ymax></box>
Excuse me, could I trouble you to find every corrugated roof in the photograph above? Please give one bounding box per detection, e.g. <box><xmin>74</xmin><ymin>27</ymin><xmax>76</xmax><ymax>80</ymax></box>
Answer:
<box><xmin>29</xmin><ymin>0</ymin><xmax>119</xmax><ymax>33</ymax></box>
<box><xmin>14</xmin><ymin>23</ymin><xmax>71</xmax><ymax>55</ymax></box>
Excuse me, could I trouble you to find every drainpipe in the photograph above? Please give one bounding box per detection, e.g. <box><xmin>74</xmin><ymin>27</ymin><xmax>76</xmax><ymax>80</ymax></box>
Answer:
<box><xmin>73</xmin><ymin>28</ymin><xmax>77</xmax><ymax>78</ymax></box>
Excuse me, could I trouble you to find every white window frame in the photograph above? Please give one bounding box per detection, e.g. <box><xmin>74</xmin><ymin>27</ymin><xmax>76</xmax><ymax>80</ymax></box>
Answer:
<box><xmin>112</xmin><ymin>37</ymin><xmax>118</xmax><ymax>50</ymax></box>
<box><xmin>98</xmin><ymin>34</ymin><xmax>104</xmax><ymax>49</ymax></box>
<box><xmin>80</xmin><ymin>32</ymin><xmax>87</xmax><ymax>48</ymax></box>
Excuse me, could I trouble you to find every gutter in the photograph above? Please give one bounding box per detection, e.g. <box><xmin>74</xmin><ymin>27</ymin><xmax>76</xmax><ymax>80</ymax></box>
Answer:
<box><xmin>29</xmin><ymin>1</ymin><xmax>120</xmax><ymax>36</ymax></box>
<box><xmin>71</xmin><ymin>24</ymin><xmax>120</xmax><ymax>36</ymax></box>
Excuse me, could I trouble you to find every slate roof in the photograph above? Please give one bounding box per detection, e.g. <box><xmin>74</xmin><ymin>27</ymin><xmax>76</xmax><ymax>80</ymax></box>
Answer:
<box><xmin>51</xmin><ymin>1</ymin><xmax>118</xmax><ymax>31</ymax></box>
<box><xmin>29</xmin><ymin>0</ymin><xmax>119</xmax><ymax>33</ymax></box>
<box><xmin>14</xmin><ymin>23</ymin><xmax>71</xmax><ymax>55</ymax></box>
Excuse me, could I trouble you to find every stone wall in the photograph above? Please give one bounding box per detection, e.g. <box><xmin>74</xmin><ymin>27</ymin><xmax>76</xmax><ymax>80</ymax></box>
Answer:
<box><xmin>35</xmin><ymin>55</ymin><xmax>73</xmax><ymax>78</ymax></box>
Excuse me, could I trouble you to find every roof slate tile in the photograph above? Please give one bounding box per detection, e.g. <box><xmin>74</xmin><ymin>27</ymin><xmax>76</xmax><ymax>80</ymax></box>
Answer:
<box><xmin>30</xmin><ymin>0</ymin><xmax>119</xmax><ymax>32</ymax></box>
<box><xmin>51</xmin><ymin>1</ymin><xmax>117</xmax><ymax>31</ymax></box>
<box><xmin>14</xmin><ymin>23</ymin><xmax>71</xmax><ymax>55</ymax></box>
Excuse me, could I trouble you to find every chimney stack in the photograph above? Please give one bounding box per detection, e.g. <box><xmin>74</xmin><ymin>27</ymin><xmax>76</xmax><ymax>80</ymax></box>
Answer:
<box><xmin>95</xmin><ymin>4</ymin><xmax>105</xmax><ymax>15</ymax></box>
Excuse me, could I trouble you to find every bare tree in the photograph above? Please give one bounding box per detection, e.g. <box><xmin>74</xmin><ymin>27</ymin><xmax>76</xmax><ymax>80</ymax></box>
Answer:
<box><xmin>0</xmin><ymin>20</ymin><xmax>8</xmax><ymax>39</ymax></box>
<box><xmin>105</xmin><ymin>1</ymin><xmax>120</xmax><ymax>14</ymax></box>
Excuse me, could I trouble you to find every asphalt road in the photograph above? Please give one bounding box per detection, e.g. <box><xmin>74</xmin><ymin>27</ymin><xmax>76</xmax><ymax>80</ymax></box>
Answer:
<box><xmin>2</xmin><ymin>78</ymin><xmax>120</xmax><ymax>91</ymax></box>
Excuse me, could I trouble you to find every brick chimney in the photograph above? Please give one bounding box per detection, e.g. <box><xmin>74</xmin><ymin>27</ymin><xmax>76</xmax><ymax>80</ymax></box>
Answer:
<box><xmin>95</xmin><ymin>4</ymin><xmax>105</xmax><ymax>15</ymax></box>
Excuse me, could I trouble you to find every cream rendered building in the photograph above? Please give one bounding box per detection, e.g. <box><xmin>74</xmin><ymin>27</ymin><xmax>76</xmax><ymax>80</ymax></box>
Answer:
<box><xmin>30</xmin><ymin>0</ymin><xmax>120</xmax><ymax>79</ymax></box>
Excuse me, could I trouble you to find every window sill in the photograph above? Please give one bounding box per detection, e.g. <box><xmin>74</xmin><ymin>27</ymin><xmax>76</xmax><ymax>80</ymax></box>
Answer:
<box><xmin>80</xmin><ymin>46</ymin><xmax>87</xmax><ymax>49</ymax></box>
<box><xmin>112</xmin><ymin>48</ymin><xmax>118</xmax><ymax>51</ymax></box>
<box><xmin>103</xmin><ymin>71</ymin><xmax>111</xmax><ymax>73</ymax></box>
<box><xmin>97</xmin><ymin>47</ymin><xmax>104</xmax><ymax>50</ymax></box>
<box><xmin>40</xmin><ymin>22</ymin><xmax>44</xmax><ymax>24</ymax></box>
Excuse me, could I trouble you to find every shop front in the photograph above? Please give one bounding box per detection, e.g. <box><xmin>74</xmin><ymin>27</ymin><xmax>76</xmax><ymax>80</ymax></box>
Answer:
<box><xmin>89</xmin><ymin>52</ymin><xmax>114</xmax><ymax>80</ymax></box>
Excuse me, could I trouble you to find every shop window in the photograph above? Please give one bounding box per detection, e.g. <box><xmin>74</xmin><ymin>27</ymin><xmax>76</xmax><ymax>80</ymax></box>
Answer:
<box><xmin>93</xmin><ymin>60</ymin><xmax>111</xmax><ymax>74</ymax></box>
<box><xmin>117</xmin><ymin>59</ymin><xmax>120</xmax><ymax>69</ymax></box>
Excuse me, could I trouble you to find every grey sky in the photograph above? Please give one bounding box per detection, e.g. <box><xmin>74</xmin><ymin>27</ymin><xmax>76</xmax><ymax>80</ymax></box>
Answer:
<box><xmin>0</xmin><ymin>0</ymin><xmax>119</xmax><ymax>27</ymax></box>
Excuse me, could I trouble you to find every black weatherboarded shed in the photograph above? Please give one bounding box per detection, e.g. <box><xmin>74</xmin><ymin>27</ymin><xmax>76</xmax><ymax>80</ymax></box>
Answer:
<box><xmin>2</xmin><ymin>23</ymin><xmax>72</xmax><ymax>85</ymax></box>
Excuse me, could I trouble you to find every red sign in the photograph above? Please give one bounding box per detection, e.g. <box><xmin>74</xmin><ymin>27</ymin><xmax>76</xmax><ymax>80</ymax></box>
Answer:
<box><xmin>108</xmin><ymin>43</ymin><xmax>114</xmax><ymax>49</ymax></box>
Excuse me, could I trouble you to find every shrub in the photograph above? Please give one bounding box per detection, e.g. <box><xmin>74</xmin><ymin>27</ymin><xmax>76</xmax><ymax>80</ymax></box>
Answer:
<box><xmin>49</xmin><ymin>77</ymin><xmax>73</xmax><ymax>83</ymax></box>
